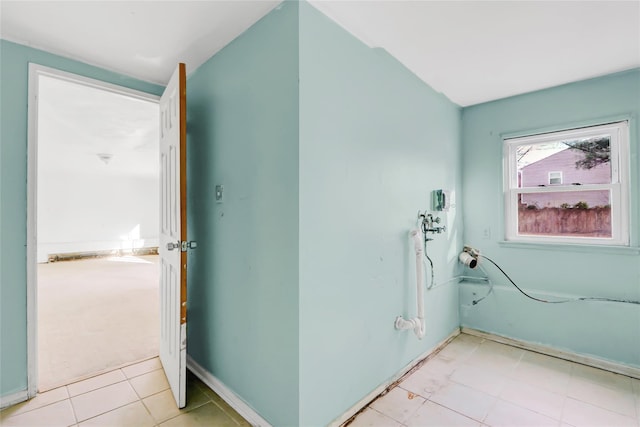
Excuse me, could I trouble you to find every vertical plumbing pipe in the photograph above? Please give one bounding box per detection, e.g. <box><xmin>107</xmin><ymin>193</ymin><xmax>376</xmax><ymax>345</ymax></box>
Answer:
<box><xmin>411</xmin><ymin>229</ymin><xmax>426</xmax><ymax>339</ymax></box>
<box><xmin>395</xmin><ymin>229</ymin><xmax>425</xmax><ymax>339</ymax></box>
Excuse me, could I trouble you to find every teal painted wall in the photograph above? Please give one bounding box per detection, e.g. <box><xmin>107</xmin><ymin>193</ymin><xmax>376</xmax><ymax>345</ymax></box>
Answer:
<box><xmin>0</xmin><ymin>39</ymin><xmax>162</xmax><ymax>398</ymax></box>
<box><xmin>460</xmin><ymin>69</ymin><xmax>640</xmax><ymax>368</ymax></box>
<box><xmin>185</xmin><ymin>2</ymin><xmax>299</xmax><ymax>426</ymax></box>
<box><xmin>299</xmin><ymin>3</ymin><xmax>462</xmax><ymax>425</ymax></box>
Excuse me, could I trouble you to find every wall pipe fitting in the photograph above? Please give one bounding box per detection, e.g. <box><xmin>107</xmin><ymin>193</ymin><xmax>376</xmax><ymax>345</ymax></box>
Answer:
<box><xmin>395</xmin><ymin>229</ymin><xmax>426</xmax><ymax>339</ymax></box>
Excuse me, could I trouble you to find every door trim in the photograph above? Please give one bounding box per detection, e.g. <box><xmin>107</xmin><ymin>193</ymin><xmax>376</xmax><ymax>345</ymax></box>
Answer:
<box><xmin>26</xmin><ymin>63</ymin><xmax>159</xmax><ymax>396</ymax></box>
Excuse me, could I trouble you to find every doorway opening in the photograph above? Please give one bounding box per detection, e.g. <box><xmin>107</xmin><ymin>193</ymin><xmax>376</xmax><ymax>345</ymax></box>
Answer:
<box><xmin>27</xmin><ymin>65</ymin><xmax>160</xmax><ymax>392</ymax></box>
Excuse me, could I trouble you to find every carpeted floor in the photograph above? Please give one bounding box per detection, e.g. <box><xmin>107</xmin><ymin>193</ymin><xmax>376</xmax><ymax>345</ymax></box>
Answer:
<box><xmin>38</xmin><ymin>255</ymin><xmax>159</xmax><ymax>391</ymax></box>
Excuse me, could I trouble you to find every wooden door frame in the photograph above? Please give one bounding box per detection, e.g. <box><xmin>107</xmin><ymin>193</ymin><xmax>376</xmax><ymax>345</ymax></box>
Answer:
<box><xmin>26</xmin><ymin>63</ymin><xmax>160</xmax><ymax>397</ymax></box>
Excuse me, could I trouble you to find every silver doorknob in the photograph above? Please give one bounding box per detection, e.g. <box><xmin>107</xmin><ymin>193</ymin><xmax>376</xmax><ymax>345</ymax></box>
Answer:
<box><xmin>167</xmin><ymin>242</ymin><xmax>180</xmax><ymax>251</ymax></box>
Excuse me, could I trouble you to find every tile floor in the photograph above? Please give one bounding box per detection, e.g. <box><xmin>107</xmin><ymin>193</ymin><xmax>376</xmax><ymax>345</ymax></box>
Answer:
<box><xmin>350</xmin><ymin>333</ymin><xmax>640</xmax><ymax>427</ymax></box>
<box><xmin>4</xmin><ymin>333</ymin><xmax>639</xmax><ymax>427</ymax></box>
<box><xmin>0</xmin><ymin>357</ymin><xmax>250</xmax><ymax>427</ymax></box>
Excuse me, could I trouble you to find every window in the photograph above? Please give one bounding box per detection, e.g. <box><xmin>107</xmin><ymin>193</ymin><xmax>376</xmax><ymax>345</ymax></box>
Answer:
<box><xmin>548</xmin><ymin>171</ymin><xmax>562</xmax><ymax>185</ymax></box>
<box><xmin>504</xmin><ymin>121</ymin><xmax>629</xmax><ymax>246</ymax></box>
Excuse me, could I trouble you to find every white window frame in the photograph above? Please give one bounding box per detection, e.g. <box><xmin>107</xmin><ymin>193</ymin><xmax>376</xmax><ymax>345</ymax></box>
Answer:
<box><xmin>504</xmin><ymin>121</ymin><xmax>629</xmax><ymax>246</ymax></box>
<box><xmin>548</xmin><ymin>171</ymin><xmax>563</xmax><ymax>185</ymax></box>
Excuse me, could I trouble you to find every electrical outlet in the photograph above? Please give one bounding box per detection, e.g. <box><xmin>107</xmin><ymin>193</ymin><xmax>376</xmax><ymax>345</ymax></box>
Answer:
<box><xmin>215</xmin><ymin>185</ymin><xmax>223</xmax><ymax>203</ymax></box>
<box><xmin>483</xmin><ymin>227</ymin><xmax>491</xmax><ymax>239</ymax></box>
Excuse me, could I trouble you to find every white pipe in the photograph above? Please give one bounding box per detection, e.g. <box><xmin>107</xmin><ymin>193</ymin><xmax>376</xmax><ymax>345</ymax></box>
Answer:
<box><xmin>394</xmin><ymin>229</ymin><xmax>425</xmax><ymax>339</ymax></box>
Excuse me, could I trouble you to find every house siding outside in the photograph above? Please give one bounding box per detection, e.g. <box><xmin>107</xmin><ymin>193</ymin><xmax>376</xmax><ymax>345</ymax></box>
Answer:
<box><xmin>521</xmin><ymin>148</ymin><xmax>610</xmax><ymax>208</ymax></box>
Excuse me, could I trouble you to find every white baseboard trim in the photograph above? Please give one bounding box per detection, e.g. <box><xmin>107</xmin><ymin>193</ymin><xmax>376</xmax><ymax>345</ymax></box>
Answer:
<box><xmin>186</xmin><ymin>355</ymin><xmax>273</xmax><ymax>427</ymax></box>
<box><xmin>462</xmin><ymin>327</ymin><xmax>640</xmax><ymax>380</ymax></box>
<box><xmin>329</xmin><ymin>328</ymin><xmax>461</xmax><ymax>427</ymax></box>
<box><xmin>1</xmin><ymin>390</ymin><xmax>28</xmax><ymax>410</ymax></box>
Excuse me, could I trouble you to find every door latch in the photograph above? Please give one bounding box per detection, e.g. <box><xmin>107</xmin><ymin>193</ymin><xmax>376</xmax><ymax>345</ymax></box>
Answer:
<box><xmin>181</xmin><ymin>241</ymin><xmax>197</xmax><ymax>252</ymax></box>
<box><xmin>168</xmin><ymin>241</ymin><xmax>197</xmax><ymax>251</ymax></box>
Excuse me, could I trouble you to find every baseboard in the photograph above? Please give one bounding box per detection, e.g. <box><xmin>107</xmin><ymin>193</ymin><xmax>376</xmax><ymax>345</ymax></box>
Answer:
<box><xmin>186</xmin><ymin>355</ymin><xmax>273</xmax><ymax>427</ymax></box>
<box><xmin>329</xmin><ymin>328</ymin><xmax>461</xmax><ymax>427</ymax></box>
<box><xmin>0</xmin><ymin>390</ymin><xmax>28</xmax><ymax>410</ymax></box>
<box><xmin>462</xmin><ymin>327</ymin><xmax>640</xmax><ymax>380</ymax></box>
<box><xmin>45</xmin><ymin>246</ymin><xmax>159</xmax><ymax>263</ymax></box>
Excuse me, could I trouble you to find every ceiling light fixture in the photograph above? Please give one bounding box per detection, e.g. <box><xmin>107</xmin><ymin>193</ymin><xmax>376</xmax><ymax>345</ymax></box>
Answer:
<box><xmin>97</xmin><ymin>153</ymin><xmax>113</xmax><ymax>164</ymax></box>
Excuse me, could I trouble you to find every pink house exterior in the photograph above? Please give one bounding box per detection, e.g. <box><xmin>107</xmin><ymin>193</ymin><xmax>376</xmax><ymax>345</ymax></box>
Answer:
<box><xmin>520</xmin><ymin>148</ymin><xmax>610</xmax><ymax>208</ymax></box>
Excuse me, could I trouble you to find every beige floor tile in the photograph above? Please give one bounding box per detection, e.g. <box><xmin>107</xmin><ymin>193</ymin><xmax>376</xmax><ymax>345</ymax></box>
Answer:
<box><xmin>356</xmin><ymin>335</ymin><xmax>639</xmax><ymax>427</ymax></box>
<box><xmin>192</xmin><ymin>380</ymin><xmax>249</xmax><ymax>424</ymax></box>
<box><xmin>429</xmin><ymin>382</ymin><xmax>496</xmax><ymax>422</ymax></box>
<box><xmin>499</xmin><ymin>379</ymin><xmax>565</xmax><ymax>420</ymax></box>
<box><xmin>71</xmin><ymin>381</ymin><xmax>138</xmax><ymax>422</ymax></box>
<box><xmin>509</xmin><ymin>355</ymin><xmax>571</xmax><ymax>394</ymax></box>
<box><xmin>567</xmin><ymin>375</ymin><xmax>637</xmax><ymax>418</ymax></box>
<box><xmin>129</xmin><ymin>369</ymin><xmax>170</xmax><ymax>398</ymax></box>
<box><xmin>437</xmin><ymin>337</ymin><xmax>480</xmax><ymax>362</ymax></box>
<box><xmin>121</xmin><ymin>358</ymin><xmax>163</xmax><ymax>379</ymax></box>
<box><xmin>450</xmin><ymin>363</ymin><xmax>508</xmax><ymax>396</ymax></box>
<box><xmin>570</xmin><ymin>363</ymin><xmax>634</xmax><ymax>392</ymax></box>
<box><xmin>0</xmin><ymin>386</ymin><xmax>69</xmax><ymax>418</ymax></box>
<box><xmin>0</xmin><ymin>400</ymin><xmax>76</xmax><ymax>427</ymax></box>
<box><xmin>350</xmin><ymin>408</ymin><xmax>402</xmax><ymax>427</ymax></box>
<box><xmin>484</xmin><ymin>399</ymin><xmax>558</xmax><ymax>426</ymax></box>
<box><xmin>67</xmin><ymin>370</ymin><xmax>126</xmax><ymax>397</ymax></box>
<box><xmin>399</xmin><ymin>368</ymin><xmax>449</xmax><ymax>398</ymax></box>
<box><xmin>405</xmin><ymin>401</ymin><xmax>481</xmax><ymax>427</ymax></box>
<box><xmin>369</xmin><ymin>387</ymin><xmax>426</xmax><ymax>424</ymax></box>
<box><xmin>419</xmin><ymin>355</ymin><xmax>460</xmax><ymax>376</ymax></box>
<box><xmin>78</xmin><ymin>401</ymin><xmax>155</xmax><ymax>427</ymax></box>
<box><xmin>142</xmin><ymin>389</ymin><xmax>183</xmax><ymax>423</ymax></box>
<box><xmin>519</xmin><ymin>350</ymin><xmax>573</xmax><ymax>374</ymax></box>
<box><xmin>143</xmin><ymin>377</ymin><xmax>211</xmax><ymax>423</ymax></box>
<box><xmin>464</xmin><ymin>341</ymin><xmax>523</xmax><ymax>375</ymax></box>
<box><xmin>562</xmin><ymin>397</ymin><xmax>637</xmax><ymax>427</ymax></box>
<box><xmin>453</xmin><ymin>333</ymin><xmax>485</xmax><ymax>346</ymax></box>
<box><xmin>158</xmin><ymin>402</ymin><xmax>239</xmax><ymax>427</ymax></box>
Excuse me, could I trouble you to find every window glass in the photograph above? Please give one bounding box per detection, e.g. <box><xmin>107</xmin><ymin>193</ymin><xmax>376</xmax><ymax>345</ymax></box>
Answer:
<box><xmin>548</xmin><ymin>172</ymin><xmax>562</xmax><ymax>185</ymax></box>
<box><xmin>517</xmin><ymin>136</ymin><xmax>611</xmax><ymax>188</ymax></box>
<box><xmin>518</xmin><ymin>190</ymin><xmax>611</xmax><ymax>238</ymax></box>
<box><xmin>504</xmin><ymin>121</ymin><xmax>628</xmax><ymax>246</ymax></box>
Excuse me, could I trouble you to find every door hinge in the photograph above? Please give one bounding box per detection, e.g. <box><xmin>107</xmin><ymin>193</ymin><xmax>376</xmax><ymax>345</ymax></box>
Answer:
<box><xmin>181</xmin><ymin>241</ymin><xmax>197</xmax><ymax>252</ymax></box>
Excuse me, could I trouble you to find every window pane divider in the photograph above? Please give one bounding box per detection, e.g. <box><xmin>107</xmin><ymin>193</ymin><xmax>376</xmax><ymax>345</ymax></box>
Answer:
<box><xmin>514</xmin><ymin>184</ymin><xmax>614</xmax><ymax>194</ymax></box>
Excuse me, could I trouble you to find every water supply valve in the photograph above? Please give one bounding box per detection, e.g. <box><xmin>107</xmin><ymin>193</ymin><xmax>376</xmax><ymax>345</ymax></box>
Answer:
<box><xmin>420</xmin><ymin>213</ymin><xmax>446</xmax><ymax>235</ymax></box>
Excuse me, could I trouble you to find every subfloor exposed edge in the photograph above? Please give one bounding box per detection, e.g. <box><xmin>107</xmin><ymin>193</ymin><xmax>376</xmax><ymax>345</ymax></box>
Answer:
<box><xmin>462</xmin><ymin>327</ymin><xmax>640</xmax><ymax>380</ymax></box>
<box><xmin>330</xmin><ymin>327</ymin><xmax>461</xmax><ymax>427</ymax></box>
<box><xmin>186</xmin><ymin>355</ymin><xmax>273</xmax><ymax>427</ymax></box>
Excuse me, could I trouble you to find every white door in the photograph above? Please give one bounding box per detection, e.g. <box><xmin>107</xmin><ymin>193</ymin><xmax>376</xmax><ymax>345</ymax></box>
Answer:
<box><xmin>159</xmin><ymin>63</ymin><xmax>187</xmax><ymax>408</ymax></box>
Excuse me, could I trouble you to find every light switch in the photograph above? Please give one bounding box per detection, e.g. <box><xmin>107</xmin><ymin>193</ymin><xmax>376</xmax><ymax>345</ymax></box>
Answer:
<box><xmin>215</xmin><ymin>185</ymin><xmax>223</xmax><ymax>202</ymax></box>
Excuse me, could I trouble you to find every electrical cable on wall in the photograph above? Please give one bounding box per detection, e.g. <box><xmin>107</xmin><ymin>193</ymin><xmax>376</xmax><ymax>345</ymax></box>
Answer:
<box><xmin>470</xmin><ymin>264</ymin><xmax>494</xmax><ymax>305</ymax></box>
<box><xmin>480</xmin><ymin>255</ymin><xmax>640</xmax><ymax>305</ymax></box>
<box><xmin>462</xmin><ymin>247</ymin><xmax>640</xmax><ymax>306</ymax></box>
<box><xmin>422</xmin><ymin>238</ymin><xmax>435</xmax><ymax>289</ymax></box>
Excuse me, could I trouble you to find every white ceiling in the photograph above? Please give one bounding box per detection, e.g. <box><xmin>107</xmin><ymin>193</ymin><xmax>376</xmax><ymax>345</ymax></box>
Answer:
<box><xmin>310</xmin><ymin>0</ymin><xmax>640</xmax><ymax>106</ymax></box>
<box><xmin>2</xmin><ymin>1</ymin><xmax>639</xmax><ymax>106</ymax></box>
<box><xmin>38</xmin><ymin>75</ymin><xmax>159</xmax><ymax>178</ymax></box>
<box><xmin>0</xmin><ymin>1</ymin><xmax>282</xmax><ymax>85</ymax></box>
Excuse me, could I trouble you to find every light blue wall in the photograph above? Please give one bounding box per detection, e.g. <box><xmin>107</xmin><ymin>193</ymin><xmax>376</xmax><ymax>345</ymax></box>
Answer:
<box><xmin>0</xmin><ymin>40</ymin><xmax>162</xmax><ymax>399</ymax></box>
<box><xmin>185</xmin><ymin>2</ymin><xmax>299</xmax><ymax>426</ymax></box>
<box><xmin>299</xmin><ymin>3</ymin><xmax>462</xmax><ymax>425</ymax></box>
<box><xmin>460</xmin><ymin>69</ymin><xmax>640</xmax><ymax>368</ymax></box>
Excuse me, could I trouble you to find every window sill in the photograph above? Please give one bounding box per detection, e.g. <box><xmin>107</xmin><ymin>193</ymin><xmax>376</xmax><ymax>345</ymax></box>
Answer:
<box><xmin>498</xmin><ymin>241</ymin><xmax>640</xmax><ymax>255</ymax></box>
